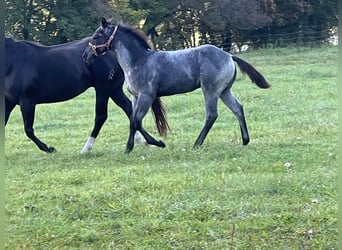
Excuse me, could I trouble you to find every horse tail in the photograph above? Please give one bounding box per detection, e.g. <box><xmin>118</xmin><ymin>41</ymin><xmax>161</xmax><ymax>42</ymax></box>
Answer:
<box><xmin>151</xmin><ymin>97</ymin><xmax>170</xmax><ymax>137</ymax></box>
<box><xmin>232</xmin><ymin>55</ymin><xmax>271</xmax><ymax>89</ymax></box>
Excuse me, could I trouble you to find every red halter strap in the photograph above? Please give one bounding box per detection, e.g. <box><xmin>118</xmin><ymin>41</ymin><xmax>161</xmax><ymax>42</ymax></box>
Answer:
<box><xmin>89</xmin><ymin>25</ymin><xmax>118</xmax><ymax>56</ymax></box>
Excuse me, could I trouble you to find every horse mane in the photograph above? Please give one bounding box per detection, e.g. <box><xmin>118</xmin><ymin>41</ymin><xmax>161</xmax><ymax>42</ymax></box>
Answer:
<box><xmin>118</xmin><ymin>23</ymin><xmax>154</xmax><ymax>50</ymax></box>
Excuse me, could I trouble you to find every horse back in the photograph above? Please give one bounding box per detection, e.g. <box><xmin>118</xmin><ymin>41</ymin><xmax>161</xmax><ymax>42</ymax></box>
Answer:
<box><xmin>147</xmin><ymin>45</ymin><xmax>233</xmax><ymax>96</ymax></box>
<box><xmin>5</xmin><ymin>38</ymin><xmax>93</xmax><ymax>104</ymax></box>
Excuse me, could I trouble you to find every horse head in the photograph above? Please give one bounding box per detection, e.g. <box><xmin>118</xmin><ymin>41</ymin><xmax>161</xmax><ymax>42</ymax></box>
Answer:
<box><xmin>82</xmin><ymin>17</ymin><xmax>117</xmax><ymax>64</ymax></box>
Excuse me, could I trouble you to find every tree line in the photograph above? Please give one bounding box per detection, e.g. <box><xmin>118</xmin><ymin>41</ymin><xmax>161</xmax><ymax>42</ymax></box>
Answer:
<box><xmin>5</xmin><ymin>0</ymin><xmax>338</xmax><ymax>51</ymax></box>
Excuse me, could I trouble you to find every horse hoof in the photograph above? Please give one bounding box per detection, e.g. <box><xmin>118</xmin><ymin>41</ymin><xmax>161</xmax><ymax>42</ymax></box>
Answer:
<box><xmin>80</xmin><ymin>148</ymin><xmax>92</xmax><ymax>154</ymax></box>
<box><xmin>158</xmin><ymin>140</ymin><xmax>166</xmax><ymax>148</ymax></box>
<box><xmin>243</xmin><ymin>138</ymin><xmax>250</xmax><ymax>145</ymax></box>
<box><xmin>125</xmin><ymin>148</ymin><xmax>132</xmax><ymax>154</ymax></box>
<box><xmin>47</xmin><ymin>147</ymin><xmax>56</xmax><ymax>153</ymax></box>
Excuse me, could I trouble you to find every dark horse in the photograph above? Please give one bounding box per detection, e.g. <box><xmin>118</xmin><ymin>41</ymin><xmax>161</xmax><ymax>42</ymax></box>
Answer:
<box><xmin>5</xmin><ymin>36</ymin><xmax>168</xmax><ymax>153</ymax></box>
<box><xmin>83</xmin><ymin>18</ymin><xmax>271</xmax><ymax>152</ymax></box>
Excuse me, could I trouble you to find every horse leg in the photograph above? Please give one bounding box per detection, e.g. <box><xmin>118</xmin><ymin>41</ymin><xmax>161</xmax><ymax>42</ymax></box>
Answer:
<box><xmin>220</xmin><ymin>88</ymin><xmax>249</xmax><ymax>145</ymax></box>
<box><xmin>20</xmin><ymin>100</ymin><xmax>56</xmax><ymax>153</ymax></box>
<box><xmin>110</xmin><ymin>89</ymin><xmax>148</xmax><ymax>146</ymax></box>
<box><xmin>80</xmin><ymin>94</ymin><xmax>109</xmax><ymax>153</ymax></box>
<box><xmin>193</xmin><ymin>95</ymin><xmax>219</xmax><ymax>147</ymax></box>
<box><xmin>5</xmin><ymin>97</ymin><xmax>16</xmax><ymax>125</ymax></box>
<box><xmin>126</xmin><ymin>94</ymin><xmax>165</xmax><ymax>153</ymax></box>
<box><xmin>110</xmin><ymin>89</ymin><xmax>132</xmax><ymax>118</ymax></box>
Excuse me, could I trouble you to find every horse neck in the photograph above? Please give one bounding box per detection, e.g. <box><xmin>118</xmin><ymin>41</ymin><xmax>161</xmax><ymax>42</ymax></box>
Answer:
<box><xmin>113</xmin><ymin>31</ymin><xmax>149</xmax><ymax>68</ymax></box>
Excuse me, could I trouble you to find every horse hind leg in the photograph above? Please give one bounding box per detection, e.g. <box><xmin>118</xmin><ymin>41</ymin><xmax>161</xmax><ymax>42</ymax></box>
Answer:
<box><xmin>220</xmin><ymin>88</ymin><xmax>249</xmax><ymax>145</ymax></box>
<box><xmin>20</xmin><ymin>100</ymin><xmax>56</xmax><ymax>153</ymax></box>
<box><xmin>193</xmin><ymin>95</ymin><xmax>219</xmax><ymax>147</ymax></box>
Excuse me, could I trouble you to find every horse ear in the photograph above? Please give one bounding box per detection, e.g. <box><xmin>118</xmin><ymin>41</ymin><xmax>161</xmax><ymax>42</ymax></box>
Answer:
<box><xmin>101</xmin><ymin>17</ymin><xmax>107</xmax><ymax>28</ymax></box>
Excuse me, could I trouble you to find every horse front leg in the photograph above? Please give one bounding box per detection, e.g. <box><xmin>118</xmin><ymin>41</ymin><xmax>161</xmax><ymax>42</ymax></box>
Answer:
<box><xmin>125</xmin><ymin>94</ymin><xmax>165</xmax><ymax>153</ymax></box>
<box><xmin>112</xmin><ymin>89</ymin><xmax>159</xmax><ymax>147</ymax></box>
<box><xmin>126</xmin><ymin>118</ymin><xmax>165</xmax><ymax>154</ymax></box>
<box><xmin>20</xmin><ymin>100</ymin><xmax>56</xmax><ymax>153</ymax></box>
<box><xmin>80</xmin><ymin>94</ymin><xmax>109</xmax><ymax>154</ymax></box>
<box><xmin>125</xmin><ymin>119</ymin><xmax>137</xmax><ymax>153</ymax></box>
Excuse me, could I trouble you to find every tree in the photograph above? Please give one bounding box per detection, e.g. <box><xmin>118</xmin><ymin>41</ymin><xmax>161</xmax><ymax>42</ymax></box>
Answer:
<box><xmin>190</xmin><ymin>0</ymin><xmax>276</xmax><ymax>51</ymax></box>
<box><xmin>241</xmin><ymin>0</ymin><xmax>338</xmax><ymax>47</ymax></box>
<box><xmin>107</xmin><ymin>0</ymin><xmax>180</xmax><ymax>44</ymax></box>
<box><xmin>111</xmin><ymin>0</ymin><xmax>276</xmax><ymax>50</ymax></box>
<box><xmin>5</xmin><ymin>0</ymin><xmax>337</xmax><ymax>48</ymax></box>
<box><xmin>5</xmin><ymin>0</ymin><xmax>101</xmax><ymax>44</ymax></box>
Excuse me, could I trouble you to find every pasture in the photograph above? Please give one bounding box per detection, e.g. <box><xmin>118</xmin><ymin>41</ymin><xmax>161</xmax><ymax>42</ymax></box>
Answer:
<box><xmin>5</xmin><ymin>46</ymin><xmax>337</xmax><ymax>249</ymax></box>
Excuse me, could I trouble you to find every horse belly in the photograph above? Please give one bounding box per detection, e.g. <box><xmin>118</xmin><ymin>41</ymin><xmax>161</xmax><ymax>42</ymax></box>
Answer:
<box><xmin>42</xmin><ymin>83</ymin><xmax>89</xmax><ymax>103</ymax></box>
<box><xmin>157</xmin><ymin>76</ymin><xmax>200</xmax><ymax>96</ymax></box>
<box><xmin>33</xmin><ymin>73</ymin><xmax>91</xmax><ymax>104</ymax></box>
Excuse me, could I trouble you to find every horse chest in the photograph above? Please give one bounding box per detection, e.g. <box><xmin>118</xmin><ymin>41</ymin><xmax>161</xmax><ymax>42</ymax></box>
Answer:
<box><xmin>125</xmin><ymin>71</ymin><xmax>139</xmax><ymax>96</ymax></box>
<box><xmin>124</xmin><ymin>67</ymin><xmax>150</xmax><ymax>95</ymax></box>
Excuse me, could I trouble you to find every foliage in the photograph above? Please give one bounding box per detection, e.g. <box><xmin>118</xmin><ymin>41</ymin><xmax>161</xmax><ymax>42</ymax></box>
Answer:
<box><xmin>5</xmin><ymin>0</ymin><xmax>100</xmax><ymax>44</ymax></box>
<box><xmin>5</xmin><ymin>0</ymin><xmax>338</xmax><ymax>48</ymax></box>
<box><xmin>241</xmin><ymin>0</ymin><xmax>338</xmax><ymax>48</ymax></box>
<box><xmin>5</xmin><ymin>46</ymin><xmax>337</xmax><ymax>249</ymax></box>
<box><xmin>126</xmin><ymin>0</ymin><xmax>277</xmax><ymax>50</ymax></box>
<box><xmin>109</xmin><ymin>0</ymin><xmax>338</xmax><ymax>50</ymax></box>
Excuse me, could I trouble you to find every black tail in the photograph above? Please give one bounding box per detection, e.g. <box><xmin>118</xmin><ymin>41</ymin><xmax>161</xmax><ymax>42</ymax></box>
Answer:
<box><xmin>232</xmin><ymin>55</ymin><xmax>271</xmax><ymax>89</ymax></box>
<box><xmin>151</xmin><ymin>97</ymin><xmax>170</xmax><ymax>137</ymax></box>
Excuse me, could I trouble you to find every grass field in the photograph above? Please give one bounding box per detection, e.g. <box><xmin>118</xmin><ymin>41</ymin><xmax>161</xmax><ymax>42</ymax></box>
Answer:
<box><xmin>5</xmin><ymin>46</ymin><xmax>337</xmax><ymax>249</ymax></box>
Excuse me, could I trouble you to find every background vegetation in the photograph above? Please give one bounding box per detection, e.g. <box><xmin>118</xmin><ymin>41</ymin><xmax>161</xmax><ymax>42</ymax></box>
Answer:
<box><xmin>5</xmin><ymin>46</ymin><xmax>337</xmax><ymax>249</ymax></box>
<box><xmin>5</xmin><ymin>0</ymin><xmax>338</xmax><ymax>50</ymax></box>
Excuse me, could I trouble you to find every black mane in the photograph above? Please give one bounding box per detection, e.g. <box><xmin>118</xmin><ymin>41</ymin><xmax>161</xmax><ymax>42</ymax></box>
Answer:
<box><xmin>118</xmin><ymin>23</ymin><xmax>154</xmax><ymax>50</ymax></box>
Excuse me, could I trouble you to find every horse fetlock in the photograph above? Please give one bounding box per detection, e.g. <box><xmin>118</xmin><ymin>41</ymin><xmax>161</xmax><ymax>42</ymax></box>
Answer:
<box><xmin>80</xmin><ymin>137</ymin><xmax>95</xmax><ymax>154</ymax></box>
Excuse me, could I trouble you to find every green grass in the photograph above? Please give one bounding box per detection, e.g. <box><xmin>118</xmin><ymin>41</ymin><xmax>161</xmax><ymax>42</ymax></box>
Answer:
<box><xmin>5</xmin><ymin>46</ymin><xmax>337</xmax><ymax>249</ymax></box>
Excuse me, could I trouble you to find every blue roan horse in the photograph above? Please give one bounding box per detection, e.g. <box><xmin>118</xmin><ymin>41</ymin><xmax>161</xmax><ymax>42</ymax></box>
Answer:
<box><xmin>5</xmin><ymin>36</ymin><xmax>168</xmax><ymax>153</ymax></box>
<box><xmin>83</xmin><ymin>18</ymin><xmax>271</xmax><ymax>152</ymax></box>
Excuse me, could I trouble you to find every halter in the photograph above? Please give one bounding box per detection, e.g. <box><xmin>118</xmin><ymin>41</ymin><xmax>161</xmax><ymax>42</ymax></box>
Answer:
<box><xmin>89</xmin><ymin>25</ymin><xmax>118</xmax><ymax>56</ymax></box>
